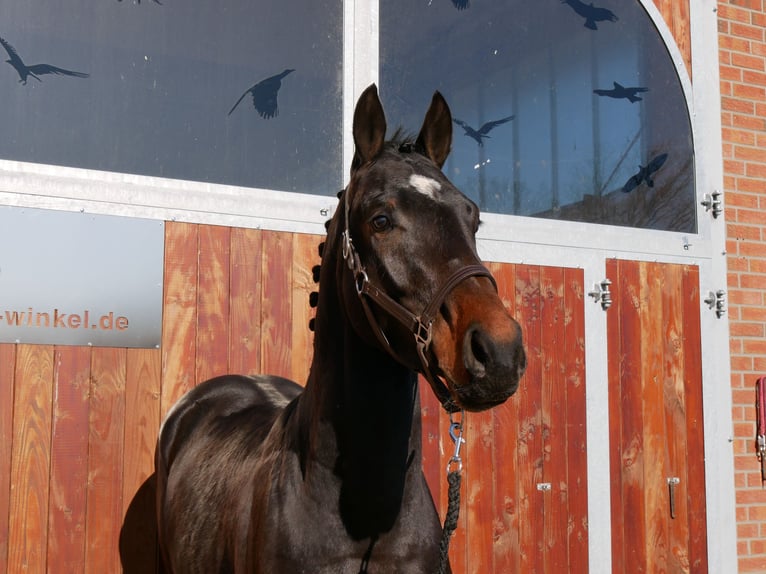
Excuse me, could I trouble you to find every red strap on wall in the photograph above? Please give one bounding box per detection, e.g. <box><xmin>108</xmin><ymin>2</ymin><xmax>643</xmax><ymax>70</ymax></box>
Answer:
<box><xmin>756</xmin><ymin>377</ymin><xmax>766</xmax><ymax>483</ymax></box>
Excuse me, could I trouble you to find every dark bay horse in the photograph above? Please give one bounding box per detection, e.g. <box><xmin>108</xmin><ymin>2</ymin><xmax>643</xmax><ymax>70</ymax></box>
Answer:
<box><xmin>156</xmin><ymin>85</ymin><xmax>526</xmax><ymax>573</ymax></box>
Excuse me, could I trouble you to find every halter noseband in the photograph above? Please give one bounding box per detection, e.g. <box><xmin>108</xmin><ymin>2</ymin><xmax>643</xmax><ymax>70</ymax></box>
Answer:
<box><xmin>340</xmin><ymin>185</ymin><xmax>497</xmax><ymax>413</ymax></box>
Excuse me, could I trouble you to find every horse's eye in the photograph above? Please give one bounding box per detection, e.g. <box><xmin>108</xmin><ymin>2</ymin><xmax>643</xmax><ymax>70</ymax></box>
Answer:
<box><xmin>370</xmin><ymin>214</ymin><xmax>391</xmax><ymax>232</ymax></box>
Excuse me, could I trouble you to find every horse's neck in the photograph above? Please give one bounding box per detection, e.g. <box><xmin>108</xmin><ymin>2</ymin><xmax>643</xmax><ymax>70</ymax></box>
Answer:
<box><xmin>296</xmin><ymin>252</ymin><xmax>424</xmax><ymax>537</ymax></box>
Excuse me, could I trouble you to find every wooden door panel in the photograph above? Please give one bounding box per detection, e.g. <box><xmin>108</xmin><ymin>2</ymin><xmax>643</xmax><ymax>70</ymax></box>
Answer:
<box><xmin>607</xmin><ymin>259</ymin><xmax>708</xmax><ymax>574</ymax></box>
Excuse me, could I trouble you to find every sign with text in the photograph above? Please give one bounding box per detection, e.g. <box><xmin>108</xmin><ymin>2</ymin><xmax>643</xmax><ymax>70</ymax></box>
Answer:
<box><xmin>0</xmin><ymin>206</ymin><xmax>163</xmax><ymax>347</ymax></box>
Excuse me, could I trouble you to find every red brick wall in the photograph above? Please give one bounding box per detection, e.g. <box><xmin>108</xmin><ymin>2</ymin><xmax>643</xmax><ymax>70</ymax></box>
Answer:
<box><xmin>719</xmin><ymin>1</ymin><xmax>766</xmax><ymax>571</ymax></box>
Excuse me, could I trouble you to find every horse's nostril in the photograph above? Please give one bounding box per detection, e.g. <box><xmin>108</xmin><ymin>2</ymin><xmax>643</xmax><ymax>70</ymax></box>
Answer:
<box><xmin>464</xmin><ymin>326</ymin><xmax>489</xmax><ymax>378</ymax></box>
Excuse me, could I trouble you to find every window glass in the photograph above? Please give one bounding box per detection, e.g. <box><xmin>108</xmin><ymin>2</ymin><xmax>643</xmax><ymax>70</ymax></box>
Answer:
<box><xmin>381</xmin><ymin>0</ymin><xmax>696</xmax><ymax>233</ymax></box>
<box><xmin>0</xmin><ymin>0</ymin><xmax>343</xmax><ymax>195</ymax></box>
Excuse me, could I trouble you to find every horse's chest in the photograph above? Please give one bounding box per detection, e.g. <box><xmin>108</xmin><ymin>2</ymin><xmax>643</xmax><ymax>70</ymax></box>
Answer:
<box><xmin>254</xmin><ymin>467</ymin><xmax>442</xmax><ymax>573</ymax></box>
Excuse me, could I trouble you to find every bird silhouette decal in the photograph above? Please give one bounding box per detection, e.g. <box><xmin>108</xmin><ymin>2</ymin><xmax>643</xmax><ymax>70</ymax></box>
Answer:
<box><xmin>453</xmin><ymin>115</ymin><xmax>514</xmax><ymax>147</ymax></box>
<box><xmin>0</xmin><ymin>36</ymin><xmax>89</xmax><ymax>85</ymax></box>
<box><xmin>228</xmin><ymin>69</ymin><xmax>295</xmax><ymax>119</ymax></box>
<box><xmin>594</xmin><ymin>82</ymin><xmax>649</xmax><ymax>103</ymax></box>
<box><xmin>561</xmin><ymin>0</ymin><xmax>618</xmax><ymax>30</ymax></box>
<box><xmin>622</xmin><ymin>153</ymin><xmax>668</xmax><ymax>193</ymax></box>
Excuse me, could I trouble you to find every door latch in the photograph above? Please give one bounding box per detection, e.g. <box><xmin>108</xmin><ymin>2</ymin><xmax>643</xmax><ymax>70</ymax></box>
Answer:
<box><xmin>588</xmin><ymin>278</ymin><xmax>612</xmax><ymax>310</ymax></box>
<box><xmin>667</xmin><ymin>477</ymin><xmax>680</xmax><ymax>519</ymax></box>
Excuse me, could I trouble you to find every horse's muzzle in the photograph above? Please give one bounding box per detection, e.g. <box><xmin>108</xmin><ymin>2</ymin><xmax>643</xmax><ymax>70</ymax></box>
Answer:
<box><xmin>457</xmin><ymin>320</ymin><xmax>526</xmax><ymax>411</ymax></box>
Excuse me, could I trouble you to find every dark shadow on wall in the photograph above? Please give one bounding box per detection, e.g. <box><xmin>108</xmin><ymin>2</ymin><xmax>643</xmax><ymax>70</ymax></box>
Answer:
<box><xmin>120</xmin><ymin>473</ymin><xmax>162</xmax><ymax>574</ymax></box>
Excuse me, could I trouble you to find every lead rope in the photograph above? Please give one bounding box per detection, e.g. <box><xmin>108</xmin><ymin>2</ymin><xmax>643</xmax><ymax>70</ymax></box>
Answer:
<box><xmin>438</xmin><ymin>410</ymin><xmax>465</xmax><ymax>574</ymax></box>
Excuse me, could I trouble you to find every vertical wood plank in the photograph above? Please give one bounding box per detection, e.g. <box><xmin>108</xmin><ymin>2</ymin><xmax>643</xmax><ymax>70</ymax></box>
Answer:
<box><xmin>606</xmin><ymin>258</ymin><xmax>626</xmax><ymax>574</ymax></box>
<box><xmin>196</xmin><ymin>225</ymin><xmax>231</xmax><ymax>383</ymax></box>
<box><xmin>660</xmin><ymin>264</ymin><xmax>691</xmax><ymax>572</ymax></box>
<box><xmin>0</xmin><ymin>344</ymin><xmax>16</xmax><ymax>574</ymax></box>
<box><xmin>47</xmin><ymin>347</ymin><xmax>91</xmax><ymax>573</ymax></box>
<box><xmin>681</xmin><ymin>265</ymin><xmax>708</xmax><ymax>572</ymax></box>
<box><xmin>540</xmin><ymin>266</ymin><xmax>568</xmax><ymax>574</ymax></box>
<box><xmin>490</xmin><ymin>262</ymin><xmax>521</xmax><ymax>574</ymax></box>
<box><xmin>465</xmin><ymin>410</ymin><xmax>495</xmax><ymax>574</ymax></box>
<box><xmin>564</xmin><ymin>268</ymin><xmax>588</xmax><ymax>572</ymax></box>
<box><xmin>229</xmin><ymin>227</ymin><xmax>263</xmax><ymax>376</ymax></box>
<box><xmin>617</xmin><ymin>260</ymin><xmax>648</xmax><ymax>574</ymax></box>
<box><xmin>121</xmin><ymin>348</ymin><xmax>162</xmax><ymax>574</ymax></box>
<box><xmin>85</xmin><ymin>348</ymin><xmax>126</xmax><ymax>574</ymax></box>
<box><xmin>640</xmin><ymin>262</ymin><xmax>669</xmax><ymax>572</ymax></box>
<box><xmin>161</xmin><ymin>222</ymin><xmax>199</xmax><ymax>419</ymax></box>
<box><xmin>8</xmin><ymin>345</ymin><xmax>54</xmax><ymax>573</ymax></box>
<box><xmin>261</xmin><ymin>230</ymin><xmax>293</xmax><ymax>378</ymax></box>
<box><xmin>291</xmin><ymin>233</ymin><xmax>321</xmax><ymax>386</ymax></box>
<box><xmin>420</xmin><ymin>376</ymin><xmax>442</xmax><ymax>524</ymax></box>
<box><xmin>651</xmin><ymin>0</ymin><xmax>691</xmax><ymax>79</ymax></box>
<box><xmin>515</xmin><ymin>265</ymin><xmax>544</xmax><ymax>574</ymax></box>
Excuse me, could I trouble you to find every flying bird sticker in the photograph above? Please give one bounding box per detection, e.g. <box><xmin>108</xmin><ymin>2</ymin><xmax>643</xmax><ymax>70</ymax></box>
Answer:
<box><xmin>453</xmin><ymin>116</ymin><xmax>514</xmax><ymax>147</ymax></box>
<box><xmin>561</xmin><ymin>0</ymin><xmax>618</xmax><ymax>30</ymax></box>
<box><xmin>229</xmin><ymin>69</ymin><xmax>295</xmax><ymax>119</ymax></box>
<box><xmin>622</xmin><ymin>153</ymin><xmax>668</xmax><ymax>193</ymax></box>
<box><xmin>593</xmin><ymin>82</ymin><xmax>649</xmax><ymax>103</ymax></box>
<box><xmin>1</xmin><ymin>36</ymin><xmax>89</xmax><ymax>84</ymax></box>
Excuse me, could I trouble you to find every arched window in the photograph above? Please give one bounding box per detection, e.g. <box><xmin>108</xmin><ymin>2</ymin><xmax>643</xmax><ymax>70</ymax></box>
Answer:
<box><xmin>380</xmin><ymin>0</ymin><xmax>695</xmax><ymax>233</ymax></box>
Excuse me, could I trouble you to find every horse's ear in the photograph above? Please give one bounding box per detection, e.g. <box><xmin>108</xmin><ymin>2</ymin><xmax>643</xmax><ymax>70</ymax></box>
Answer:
<box><xmin>352</xmin><ymin>84</ymin><xmax>387</xmax><ymax>168</ymax></box>
<box><xmin>415</xmin><ymin>91</ymin><xmax>452</xmax><ymax>168</ymax></box>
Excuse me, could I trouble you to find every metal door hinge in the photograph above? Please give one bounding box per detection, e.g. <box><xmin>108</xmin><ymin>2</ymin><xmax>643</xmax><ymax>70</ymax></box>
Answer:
<box><xmin>701</xmin><ymin>190</ymin><xmax>723</xmax><ymax>218</ymax></box>
<box><xmin>588</xmin><ymin>278</ymin><xmax>612</xmax><ymax>310</ymax></box>
<box><xmin>704</xmin><ymin>289</ymin><xmax>726</xmax><ymax>318</ymax></box>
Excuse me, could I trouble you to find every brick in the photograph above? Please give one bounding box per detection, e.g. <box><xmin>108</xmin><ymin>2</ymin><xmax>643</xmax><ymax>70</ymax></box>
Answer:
<box><xmin>722</xmin><ymin>33</ymin><xmax>754</xmax><ymax>53</ymax></box>
<box><xmin>741</xmin><ymin>305</ymin><xmax>766</xmax><ymax>322</ymax></box>
<box><xmin>748</xmin><ymin>504</ymin><xmax>766</xmax><ymax>521</ymax></box>
<box><xmin>744</xmin><ymin>338</ymin><xmax>766</xmax><ymax>354</ymax></box>
<box><xmin>725</xmin><ymin>127</ymin><xmax>758</xmax><ymax>145</ymax></box>
<box><xmin>732</xmin><ymin>51</ymin><xmax>766</xmax><ymax>71</ymax></box>
<box><xmin>737</xmin><ymin>207</ymin><xmax>766</xmax><ymax>224</ymax></box>
<box><xmin>731</xmin><ymin>321</ymin><xmax>766</xmax><ymax>336</ymax></box>
<box><xmin>728</xmin><ymin>191</ymin><xmax>761</xmax><ymax>207</ymax></box>
<box><xmin>720</xmin><ymin>3</ymin><xmax>755</xmax><ymax>24</ymax></box>
<box><xmin>744</xmin><ymin>69</ymin><xmax>766</xmax><ymax>85</ymax></box>
<box><xmin>741</xmin><ymin>274</ymin><xmax>766</xmax><ymax>289</ymax></box>
<box><xmin>729</xmin><ymin>223</ymin><xmax>763</xmax><ymax>239</ymax></box>
<box><xmin>739</xmin><ymin>488</ymin><xmax>766</xmax><ymax>505</ymax></box>
<box><xmin>725</xmin><ymin>95</ymin><xmax>758</xmax><ymax>113</ymax></box>
<box><xmin>732</xmin><ymin>112</ymin><xmax>766</xmax><ymax>130</ymax></box>
<box><xmin>729</xmin><ymin>0</ymin><xmax>763</xmax><ymax>11</ymax></box>
<box><xmin>740</xmin><ymin>556</ymin><xmax>766</xmax><ymax>572</ymax></box>
<box><xmin>735</xmin><ymin>144</ymin><xmax>766</xmax><ymax>160</ymax></box>
<box><xmin>732</xmin><ymin>21</ymin><xmax>766</xmax><ymax>42</ymax></box>
<box><xmin>735</xmin><ymin>82</ymin><xmax>766</xmax><ymax>100</ymax></box>
<box><xmin>745</xmin><ymin>163</ymin><xmax>766</xmax><ymax>179</ymax></box>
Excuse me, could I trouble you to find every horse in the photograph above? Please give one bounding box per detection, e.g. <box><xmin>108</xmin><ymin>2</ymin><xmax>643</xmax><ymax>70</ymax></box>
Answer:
<box><xmin>155</xmin><ymin>84</ymin><xmax>526</xmax><ymax>574</ymax></box>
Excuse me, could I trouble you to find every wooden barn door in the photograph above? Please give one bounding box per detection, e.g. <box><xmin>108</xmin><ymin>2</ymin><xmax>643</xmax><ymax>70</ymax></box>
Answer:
<box><xmin>422</xmin><ymin>262</ymin><xmax>589</xmax><ymax>573</ymax></box>
<box><xmin>607</xmin><ymin>259</ymin><xmax>708</xmax><ymax>573</ymax></box>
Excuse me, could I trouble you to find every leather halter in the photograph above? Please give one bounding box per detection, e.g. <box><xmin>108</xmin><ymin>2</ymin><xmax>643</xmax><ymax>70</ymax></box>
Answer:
<box><xmin>340</xmin><ymin>185</ymin><xmax>497</xmax><ymax>413</ymax></box>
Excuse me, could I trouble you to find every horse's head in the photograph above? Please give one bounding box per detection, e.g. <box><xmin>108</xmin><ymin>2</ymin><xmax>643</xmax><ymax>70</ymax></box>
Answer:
<box><xmin>338</xmin><ymin>84</ymin><xmax>525</xmax><ymax>412</ymax></box>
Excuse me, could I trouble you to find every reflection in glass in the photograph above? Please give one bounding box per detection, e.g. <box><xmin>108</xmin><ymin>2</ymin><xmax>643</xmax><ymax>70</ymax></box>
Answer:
<box><xmin>381</xmin><ymin>0</ymin><xmax>696</xmax><ymax>233</ymax></box>
<box><xmin>0</xmin><ymin>1</ymin><xmax>343</xmax><ymax>195</ymax></box>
